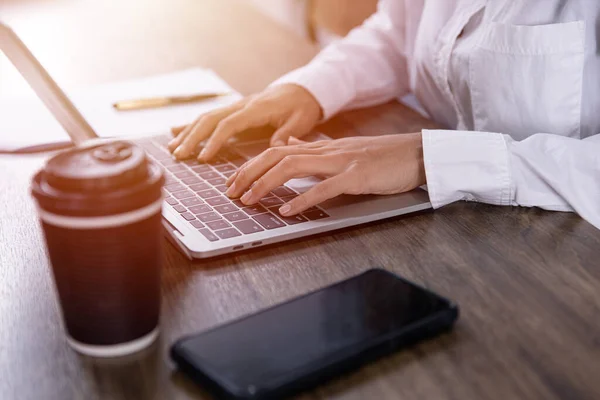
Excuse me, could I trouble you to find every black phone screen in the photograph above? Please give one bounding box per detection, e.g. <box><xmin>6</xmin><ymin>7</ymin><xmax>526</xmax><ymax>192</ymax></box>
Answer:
<box><xmin>173</xmin><ymin>269</ymin><xmax>455</xmax><ymax>395</ymax></box>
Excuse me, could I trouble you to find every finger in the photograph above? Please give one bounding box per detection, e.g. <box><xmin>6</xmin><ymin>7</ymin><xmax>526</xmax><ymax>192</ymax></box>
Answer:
<box><xmin>225</xmin><ymin>158</ymin><xmax>251</xmax><ymax>187</ymax></box>
<box><xmin>225</xmin><ymin>138</ymin><xmax>328</xmax><ymax>188</ymax></box>
<box><xmin>168</xmin><ymin>122</ymin><xmax>194</xmax><ymax>152</ymax></box>
<box><xmin>225</xmin><ymin>145</ymin><xmax>321</xmax><ymax>198</ymax></box>
<box><xmin>238</xmin><ymin>155</ymin><xmax>338</xmax><ymax>205</ymax></box>
<box><xmin>287</xmin><ymin>136</ymin><xmax>307</xmax><ymax>145</ymax></box>
<box><xmin>199</xmin><ymin>105</ymin><xmax>272</xmax><ymax>161</ymax></box>
<box><xmin>279</xmin><ymin>173</ymin><xmax>349</xmax><ymax>216</ymax></box>
<box><xmin>170</xmin><ymin>125</ymin><xmax>187</xmax><ymax>137</ymax></box>
<box><xmin>270</xmin><ymin>113</ymin><xmax>312</xmax><ymax>147</ymax></box>
<box><xmin>173</xmin><ymin>103</ymin><xmax>243</xmax><ymax>159</ymax></box>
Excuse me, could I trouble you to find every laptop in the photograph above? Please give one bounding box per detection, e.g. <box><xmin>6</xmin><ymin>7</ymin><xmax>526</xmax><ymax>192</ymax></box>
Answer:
<box><xmin>1</xmin><ymin>22</ymin><xmax>432</xmax><ymax>258</ymax></box>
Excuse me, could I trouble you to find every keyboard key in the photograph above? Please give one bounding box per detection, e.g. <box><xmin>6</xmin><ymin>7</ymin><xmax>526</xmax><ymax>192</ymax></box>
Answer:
<box><xmin>174</xmin><ymin>170</ymin><xmax>194</xmax><ymax>179</ymax></box>
<box><xmin>253</xmin><ymin>213</ymin><xmax>286</xmax><ymax>230</ymax></box>
<box><xmin>197</xmin><ymin>212</ymin><xmax>221</xmax><ymax>223</ymax></box>
<box><xmin>269</xmin><ymin>208</ymin><xmax>308</xmax><ymax>225</ymax></box>
<box><xmin>233</xmin><ymin>219</ymin><xmax>264</xmax><ymax>234</ymax></box>
<box><xmin>221</xmin><ymin>170</ymin><xmax>236</xmax><ymax>178</ymax></box>
<box><xmin>166</xmin><ymin>164</ymin><xmax>187</xmax><ymax>172</ymax></box>
<box><xmin>215</xmin><ymin>185</ymin><xmax>228</xmax><ymax>193</ymax></box>
<box><xmin>223</xmin><ymin>211</ymin><xmax>249</xmax><ymax>222</ymax></box>
<box><xmin>165</xmin><ymin>197</ymin><xmax>178</xmax><ymax>205</ymax></box>
<box><xmin>190</xmin><ymin>220</ymin><xmax>204</xmax><ymax>229</ymax></box>
<box><xmin>159</xmin><ymin>158</ymin><xmax>178</xmax><ymax>166</ymax></box>
<box><xmin>206</xmin><ymin>219</ymin><xmax>231</xmax><ymax>231</ymax></box>
<box><xmin>232</xmin><ymin>199</ymin><xmax>245</xmax><ymax>208</ymax></box>
<box><xmin>219</xmin><ymin>147</ymin><xmax>239</xmax><ymax>159</ymax></box>
<box><xmin>198</xmin><ymin>229</ymin><xmax>219</xmax><ymax>242</ymax></box>
<box><xmin>189</xmin><ymin>204</ymin><xmax>212</xmax><ymax>214</ymax></box>
<box><xmin>149</xmin><ymin>151</ymin><xmax>171</xmax><ymax>160</ymax></box>
<box><xmin>152</xmin><ymin>135</ymin><xmax>171</xmax><ymax>147</ymax></box>
<box><xmin>260</xmin><ymin>197</ymin><xmax>284</xmax><ymax>207</ymax></box>
<box><xmin>207</xmin><ymin>177</ymin><xmax>226</xmax><ymax>186</ymax></box>
<box><xmin>215</xmin><ymin>228</ymin><xmax>242</xmax><ymax>239</ymax></box>
<box><xmin>208</xmin><ymin>157</ymin><xmax>228</xmax><ymax>166</ymax></box>
<box><xmin>182</xmin><ymin>177</ymin><xmax>202</xmax><ymax>185</ymax></box>
<box><xmin>272</xmin><ymin>186</ymin><xmax>296</xmax><ymax>197</ymax></box>
<box><xmin>197</xmin><ymin>189</ymin><xmax>220</xmax><ymax>199</ymax></box>
<box><xmin>199</xmin><ymin>171</ymin><xmax>220</xmax><ymax>180</ymax></box>
<box><xmin>173</xmin><ymin>205</ymin><xmax>186</xmax><ymax>213</ymax></box>
<box><xmin>242</xmin><ymin>204</ymin><xmax>267</xmax><ymax>215</ymax></box>
<box><xmin>181</xmin><ymin>197</ymin><xmax>203</xmax><ymax>207</ymax></box>
<box><xmin>183</xmin><ymin>159</ymin><xmax>199</xmax><ymax>166</ymax></box>
<box><xmin>181</xmin><ymin>212</ymin><xmax>196</xmax><ymax>221</ymax></box>
<box><xmin>213</xmin><ymin>203</ymin><xmax>237</xmax><ymax>214</ymax></box>
<box><xmin>231</xmin><ymin>158</ymin><xmax>246</xmax><ymax>167</ymax></box>
<box><xmin>206</xmin><ymin>196</ymin><xmax>230</xmax><ymax>207</ymax></box>
<box><xmin>173</xmin><ymin>190</ymin><xmax>195</xmax><ymax>199</ymax></box>
<box><xmin>165</xmin><ymin>183</ymin><xmax>185</xmax><ymax>193</ymax></box>
<box><xmin>191</xmin><ymin>164</ymin><xmax>212</xmax><ymax>173</ymax></box>
<box><xmin>214</xmin><ymin>164</ymin><xmax>236</xmax><ymax>173</ymax></box>
<box><xmin>189</xmin><ymin>183</ymin><xmax>211</xmax><ymax>192</ymax></box>
<box><xmin>302</xmin><ymin>209</ymin><xmax>330</xmax><ymax>220</ymax></box>
<box><xmin>280</xmin><ymin>194</ymin><xmax>299</xmax><ymax>202</ymax></box>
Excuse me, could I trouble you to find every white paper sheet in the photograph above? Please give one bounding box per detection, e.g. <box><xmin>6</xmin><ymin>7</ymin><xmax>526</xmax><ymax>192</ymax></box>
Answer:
<box><xmin>0</xmin><ymin>68</ymin><xmax>242</xmax><ymax>152</ymax></box>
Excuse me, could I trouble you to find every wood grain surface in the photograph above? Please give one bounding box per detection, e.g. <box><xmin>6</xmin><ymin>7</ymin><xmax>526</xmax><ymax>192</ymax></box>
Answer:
<box><xmin>1</xmin><ymin>1</ymin><xmax>599</xmax><ymax>400</ymax></box>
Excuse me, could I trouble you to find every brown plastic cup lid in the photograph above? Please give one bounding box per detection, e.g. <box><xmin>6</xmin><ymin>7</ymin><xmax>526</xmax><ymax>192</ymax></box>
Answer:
<box><xmin>32</xmin><ymin>141</ymin><xmax>164</xmax><ymax>217</ymax></box>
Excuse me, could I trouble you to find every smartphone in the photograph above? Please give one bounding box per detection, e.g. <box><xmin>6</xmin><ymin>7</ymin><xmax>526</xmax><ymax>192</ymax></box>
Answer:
<box><xmin>170</xmin><ymin>268</ymin><xmax>459</xmax><ymax>400</ymax></box>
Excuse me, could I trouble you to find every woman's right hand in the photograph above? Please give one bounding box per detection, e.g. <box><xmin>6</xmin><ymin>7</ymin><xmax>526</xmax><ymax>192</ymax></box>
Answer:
<box><xmin>168</xmin><ymin>84</ymin><xmax>323</xmax><ymax>161</ymax></box>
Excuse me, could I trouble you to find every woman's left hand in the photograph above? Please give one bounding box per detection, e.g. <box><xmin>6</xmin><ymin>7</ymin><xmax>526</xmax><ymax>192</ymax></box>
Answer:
<box><xmin>225</xmin><ymin>133</ymin><xmax>426</xmax><ymax>216</ymax></box>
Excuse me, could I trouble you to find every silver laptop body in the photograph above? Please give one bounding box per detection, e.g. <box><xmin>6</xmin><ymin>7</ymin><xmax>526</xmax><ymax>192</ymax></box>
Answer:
<box><xmin>1</xmin><ymin>22</ymin><xmax>432</xmax><ymax>258</ymax></box>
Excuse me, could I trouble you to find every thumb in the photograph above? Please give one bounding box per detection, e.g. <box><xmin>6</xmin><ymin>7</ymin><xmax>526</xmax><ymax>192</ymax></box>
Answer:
<box><xmin>270</xmin><ymin>113</ymin><xmax>311</xmax><ymax>147</ymax></box>
<box><xmin>287</xmin><ymin>136</ymin><xmax>307</xmax><ymax>145</ymax></box>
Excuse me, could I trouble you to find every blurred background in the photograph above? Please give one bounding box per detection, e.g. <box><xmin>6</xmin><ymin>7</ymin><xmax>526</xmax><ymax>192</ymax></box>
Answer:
<box><xmin>249</xmin><ymin>0</ymin><xmax>378</xmax><ymax>47</ymax></box>
<box><xmin>1</xmin><ymin>0</ymin><xmax>378</xmax><ymax>97</ymax></box>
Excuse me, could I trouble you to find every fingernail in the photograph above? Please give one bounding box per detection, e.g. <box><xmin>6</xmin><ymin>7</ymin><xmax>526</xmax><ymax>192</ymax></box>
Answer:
<box><xmin>173</xmin><ymin>148</ymin><xmax>184</xmax><ymax>159</ymax></box>
<box><xmin>199</xmin><ymin>148</ymin><xmax>208</xmax><ymax>160</ymax></box>
<box><xmin>241</xmin><ymin>189</ymin><xmax>253</xmax><ymax>204</ymax></box>
<box><xmin>273</xmin><ymin>140</ymin><xmax>285</xmax><ymax>147</ymax></box>
<box><xmin>279</xmin><ymin>204</ymin><xmax>292</xmax><ymax>216</ymax></box>
<box><xmin>225</xmin><ymin>182</ymin><xmax>237</xmax><ymax>197</ymax></box>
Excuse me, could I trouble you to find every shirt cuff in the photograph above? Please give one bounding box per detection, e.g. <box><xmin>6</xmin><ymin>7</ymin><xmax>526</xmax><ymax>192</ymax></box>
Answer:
<box><xmin>270</xmin><ymin>62</ymin><xmax>355</xmax><ymax>121</ymax></box>
<box><xmin>422</xmin><ymin>129</ymin><xmax>513</xmax><ymax>209</ymax></box>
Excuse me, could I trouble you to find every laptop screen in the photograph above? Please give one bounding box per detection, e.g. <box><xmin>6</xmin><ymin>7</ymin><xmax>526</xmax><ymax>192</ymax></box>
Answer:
<box><xmin>0</xmin><ymin>22</ymin><xmax>98</xmax><ymax>144</ymax></box>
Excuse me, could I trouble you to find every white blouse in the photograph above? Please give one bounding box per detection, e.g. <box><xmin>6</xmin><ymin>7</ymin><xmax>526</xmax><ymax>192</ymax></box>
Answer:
<box><xmin>273</xmin><ymin>0</ymin><xmax>600</xmax><ymax>230</ymax></box>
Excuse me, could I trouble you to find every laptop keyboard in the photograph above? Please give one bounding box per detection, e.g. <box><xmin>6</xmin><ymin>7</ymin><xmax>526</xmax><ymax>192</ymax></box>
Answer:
<box><xmin>139</xmin><ymin>136</ymin><xmax>329</xmax><ymax>242</ymax></box>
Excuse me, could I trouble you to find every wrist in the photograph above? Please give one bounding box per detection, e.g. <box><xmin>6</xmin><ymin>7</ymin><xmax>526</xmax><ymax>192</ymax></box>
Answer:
<box><xmin>286</xmin><ymin>84</ymin><xmax>324</xmax><ymax>121</ymax></box>
<box><xmin>412</xmin><ymin>132</ymin><xmax>426</xmax><ymax>186</ymax></box>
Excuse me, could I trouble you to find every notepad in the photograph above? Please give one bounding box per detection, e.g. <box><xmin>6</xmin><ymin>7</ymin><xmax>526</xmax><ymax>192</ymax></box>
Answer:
<box><xmin>0</xmin><ymin>68</ymin><xmax>243</xmax><ymax>152</ymax></box>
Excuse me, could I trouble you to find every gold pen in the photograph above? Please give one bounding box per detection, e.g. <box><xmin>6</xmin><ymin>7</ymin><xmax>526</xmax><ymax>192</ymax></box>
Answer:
<box><xmin>112</xmin><ymin>92</ymin><xmax>230</xmax><ymax>111</ymax></box>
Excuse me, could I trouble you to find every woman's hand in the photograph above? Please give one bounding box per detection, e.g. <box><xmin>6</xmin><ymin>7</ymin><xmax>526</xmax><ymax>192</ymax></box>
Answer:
<box><xmin>225</xmin><ymin>133</ymin><xmax>427</xmax><ymax>216</ymax></box>
<box><xmin>168</xmin><ymin>84</ymin><xmax>322</xmax><ymax>161</ymax></box>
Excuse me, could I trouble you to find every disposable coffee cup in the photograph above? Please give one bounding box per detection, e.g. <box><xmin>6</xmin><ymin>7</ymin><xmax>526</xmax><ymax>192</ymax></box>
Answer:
<box><xmin>31</xmin><ymin>140</ymin><xmax>165</xmax><ymax>357</ymax></box>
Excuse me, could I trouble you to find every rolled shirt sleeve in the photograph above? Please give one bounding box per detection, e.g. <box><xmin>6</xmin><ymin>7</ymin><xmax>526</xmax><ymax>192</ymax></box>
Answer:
<box><xmin>422</xmin><ymin>129</ymin><xmax>600</xmax><ymax>229</ymax></box>
<box><xmin>271</xmin><ymin>0</ymin><xmax>410</xmax><ymax>120</ymax></box>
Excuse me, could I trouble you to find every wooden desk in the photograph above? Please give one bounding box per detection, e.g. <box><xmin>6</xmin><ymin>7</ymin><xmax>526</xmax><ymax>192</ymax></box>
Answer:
<box><xmin>1</xmin><ymin>1</ymin><xmax>599</xmax><ymax>399</ymax></box>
